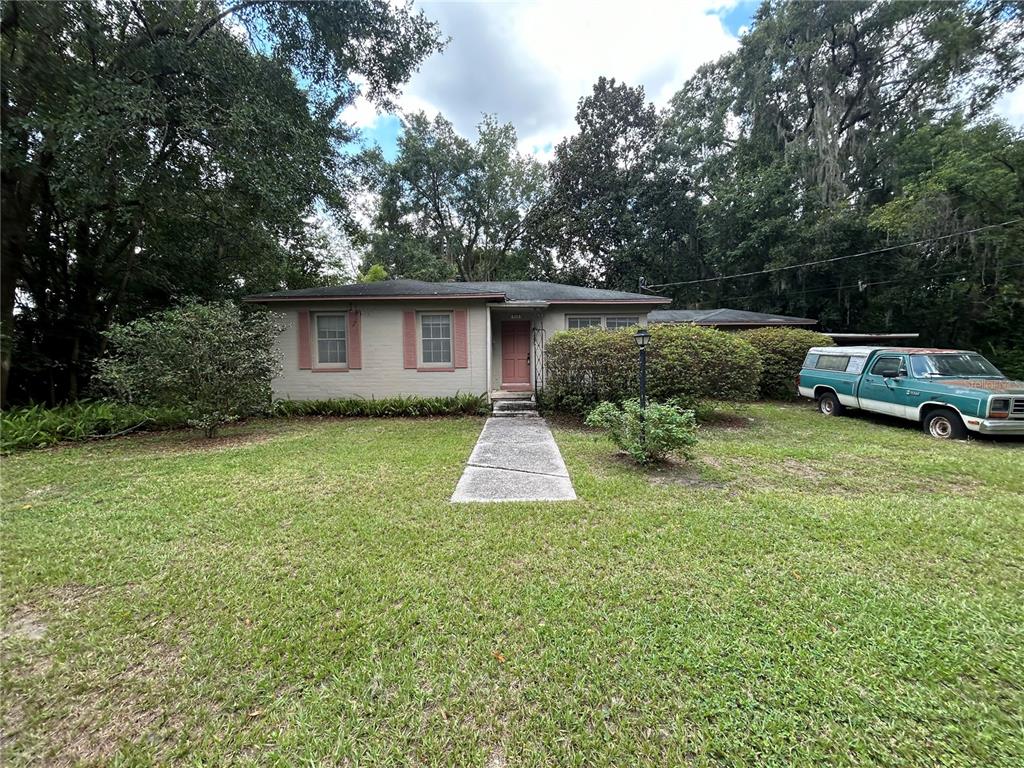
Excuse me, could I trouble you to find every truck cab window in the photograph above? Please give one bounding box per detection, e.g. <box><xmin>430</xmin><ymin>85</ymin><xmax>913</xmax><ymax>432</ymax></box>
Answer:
<box><xmin>870</xmin><ymin>357</ymin><xmax>903</xmax><ymax>377</ymax></box>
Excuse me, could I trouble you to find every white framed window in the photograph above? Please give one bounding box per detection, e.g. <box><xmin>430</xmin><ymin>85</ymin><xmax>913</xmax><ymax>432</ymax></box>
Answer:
<box><xmin>420</xmin><ymin>312</ymin><xmax>452</xmax><ymax>364</ymax></box>
<box><xmin>605</xmin><ymin>316</ymin><xmax>639</xmax><ymax>330</ymax></box>
<box><xmin>567</xmin><ymin>316</ymin><xmax>603</xmax><ymax>329</ymax></box>
<box><xmin>567</xmin><ymin>315</ymin><xmax>641</xmax><ymax>330</ymax></box>
<box><xmin>316</xmin><ymin>314</ymin><xmax>347</xmax><ymax>366</ymax></box>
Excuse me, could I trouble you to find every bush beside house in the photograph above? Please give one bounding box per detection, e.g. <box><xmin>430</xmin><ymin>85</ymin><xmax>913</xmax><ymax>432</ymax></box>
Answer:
<box><xmin>95</xmin><ymin>302</ymin><xmax>281</xmax><ymax>437</ymax></box>
<box><xmin>738</xmin><ymin>328</ymin><xmax>835</xmax><ymax>399</ymax></box>
<box><xmin>543</xmin><ymin>325</ymin><xmax>762</xmax><ymax>415</ymax></box>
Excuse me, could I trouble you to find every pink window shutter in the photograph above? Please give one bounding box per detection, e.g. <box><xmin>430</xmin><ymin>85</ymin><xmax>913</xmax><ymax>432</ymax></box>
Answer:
<box><xmin>297</xmin><ymin>310</ymin><xmax>312</xmax><ymax>369</ymax></box>
<box><xmin>402</xmin><ymin>311</ymin><xmax>417</xmax><ymax>369</ymax></box>
<box><xmin>454</xmin><ymin>309</ymin><xmax>468</xmax><ymax>368</ymax></box>
<box><xmin>348</xmin><ymin>311</ymin><xmax>362</xmax><ymax>369</ymax></box>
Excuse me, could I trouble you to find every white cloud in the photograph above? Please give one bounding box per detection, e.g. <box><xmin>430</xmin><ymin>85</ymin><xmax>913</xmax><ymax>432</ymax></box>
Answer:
<box><xmin>393</xmin><ymin>0</ymin><xmax>742</xmax><ymax>157</ymax></box>
<box><xmin>995</xmin><ymin>81</ymin><xmax>1024</xmax><ymax>127</ymax></box>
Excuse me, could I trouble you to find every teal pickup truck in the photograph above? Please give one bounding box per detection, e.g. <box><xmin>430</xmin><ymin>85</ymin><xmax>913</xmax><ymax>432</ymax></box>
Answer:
<box><xmin>798</xmin><ymin>347</ymin><xmax>1024</xmax><ymax>439</ymax></box>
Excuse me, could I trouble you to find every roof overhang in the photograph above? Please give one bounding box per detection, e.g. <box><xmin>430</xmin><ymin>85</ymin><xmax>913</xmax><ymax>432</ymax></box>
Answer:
<box><xmin>244</xmin><ymin>292</ymin><xmax>508</xmax><ymax>303</ymax></box>
<box><xmin>698</xmin><ymin>320</ymin><xmax>818</xmax><ymax>326</ymax></box>
<box><xmin>547</xmin><ymin>298</ymin><xmax>671</xmax><ymax>305</ymax></box>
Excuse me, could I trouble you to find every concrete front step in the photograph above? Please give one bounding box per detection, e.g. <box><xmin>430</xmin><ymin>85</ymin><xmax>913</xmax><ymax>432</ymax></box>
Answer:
<box><xmin>494</xmin><ymin>400</ymin><xmax>535</xmax><ymax>411</ymax></box>
<box><xmin>492</xmin><ymin>410</ymin><xmax>540</xmax><ymax>418</ymax></box>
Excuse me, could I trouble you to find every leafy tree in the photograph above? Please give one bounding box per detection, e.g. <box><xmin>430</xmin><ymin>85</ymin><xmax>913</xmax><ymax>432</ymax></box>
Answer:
<box><xmin>357</xmin><ymin>263</ymin><xmax>390</xmax><ymax>283</ymax></box>
<box><xmin>654</xmin><ymin>0</ymin><xmax>1024</xmax><ymax>364</ymax></box>
<box><xmin>1</xmin><ymin>0</ymin><xmax>442</xmax><ymax>404</ymax></box>
<box><xmin>540</xmin><ymin>77</ymin><xmax>698</xmax><ymax>290</ymax></box>
<box><xmin>96</xmin><ymin>302</ymin><xmax>281</xmax><ymax>437</ymax></box>
<box><xmin>361</xmin><ymin>112</ymin><xmax>547</xmax><ymax>281</ymax></box>
<box><xmin>867</xmin><ymin>120</ymin><xmax>1024</xmax><ymax>372</ymax></box>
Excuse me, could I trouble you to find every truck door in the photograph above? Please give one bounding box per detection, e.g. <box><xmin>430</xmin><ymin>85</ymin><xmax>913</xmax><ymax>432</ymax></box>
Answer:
<box><xmin>859</xmin><ymin>355</ymin><xmax>907</xmax><ymax>416</ymax></box>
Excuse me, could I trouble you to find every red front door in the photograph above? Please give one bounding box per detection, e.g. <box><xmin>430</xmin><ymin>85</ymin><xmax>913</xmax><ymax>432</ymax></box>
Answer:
<box><xmin>501</xmin><ymin>321</ymin><xmax>532</xmax><ymax>389</ymax></box>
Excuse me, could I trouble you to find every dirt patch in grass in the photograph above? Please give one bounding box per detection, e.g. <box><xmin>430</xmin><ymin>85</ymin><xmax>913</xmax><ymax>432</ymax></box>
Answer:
<box><xmin>22</xmin><ymin>627</ymin><xmax>189</xmax><ymax>765</ymax></box>
<box><xmin>780</xmin><ymin>458</ymin><xmax>830</xmax><ymax>482</ymax></box>
<box><xmin>699</xmin><ymin>412</ymin><xmax>756</xmax><ymax>430</ymax></box>
<box><xmin>147</xmin><ymin>430</ymin><xmax>279</xmax><ymax>454</ymax></box>
<box><xmin>602</xmin><ymin>454</ymin><xmax>727</xmax><ymax>489</ymax></box>
<box><xmin>1</xmin><ymin>606</ymin><xmax>47</xmax><ymax>642</ymax></box>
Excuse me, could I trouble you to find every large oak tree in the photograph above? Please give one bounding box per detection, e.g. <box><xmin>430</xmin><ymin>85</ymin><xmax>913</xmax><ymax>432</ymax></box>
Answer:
<box><xmin>1</xmin><ymin>0</ymin><xmax>441</xmax><ymax>403</ymax></box>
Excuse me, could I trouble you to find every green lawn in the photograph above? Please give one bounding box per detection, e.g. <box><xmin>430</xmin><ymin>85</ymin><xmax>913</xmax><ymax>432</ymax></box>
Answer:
<box><xmin>2</xmin><ymin>405</ymin><xmax>1022</xmax><ymax>766</ymax></box>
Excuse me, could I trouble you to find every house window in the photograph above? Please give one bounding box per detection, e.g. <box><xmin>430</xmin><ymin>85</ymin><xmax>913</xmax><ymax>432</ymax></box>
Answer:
<box><xmin>316</xmin><ymin>314</ymin><xmax>347</xmax><ymax>365</ymax></box>
<box><xmin>421</xmin><ymin>313</ymin><xmax>452</xmax><ymax>364</ymax></box>
<box><xmin>567</xmin><ymin>316</ymin><xmax>603</xmax><ymax>329</ymax></box>
<box><xmin>605</xmin><ymin>316</ymin><xmax>639</xmax><ymax>330</ymax></box>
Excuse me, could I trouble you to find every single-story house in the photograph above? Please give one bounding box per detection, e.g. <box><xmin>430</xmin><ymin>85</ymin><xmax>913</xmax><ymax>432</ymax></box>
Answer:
<box><xmin>648</xmin><ymin>308</ymin><xmax>818</xmax><ymax>329</ymax></box>
<box><xmin>244</xmin><ymin>279</ymin><xmax>669</xmax><ymax>400</ymax></box>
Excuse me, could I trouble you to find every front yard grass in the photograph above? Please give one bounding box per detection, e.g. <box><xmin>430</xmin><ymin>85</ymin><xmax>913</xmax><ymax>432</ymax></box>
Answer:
<box><xmin>2</xmin><ymin>405</ymin><xmax>1022</xmax><ymax>766</ymax></box>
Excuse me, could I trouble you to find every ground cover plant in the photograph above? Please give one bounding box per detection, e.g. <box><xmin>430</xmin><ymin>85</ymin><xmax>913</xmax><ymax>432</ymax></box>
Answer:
<box><xmin>2</xmin><ymin>406</ymin><xmax>1022</xmax><ymax>766</ymax></box>
<box><xmin>0</xmin><ymin>401</ymin><xmax>188</xmax><ymax>452</ymax></box>
<box><xmin>274</xmin><ymin>393</ymin><xmax>487</xmax><ymax>418</ymax></box>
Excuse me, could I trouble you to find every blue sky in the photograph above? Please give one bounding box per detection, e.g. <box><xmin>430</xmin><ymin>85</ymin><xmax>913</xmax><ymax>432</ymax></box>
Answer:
<box><xmin>346</xmin><ymin>1</ymin><xmax>761</xmax><ymax>161</ymax></box>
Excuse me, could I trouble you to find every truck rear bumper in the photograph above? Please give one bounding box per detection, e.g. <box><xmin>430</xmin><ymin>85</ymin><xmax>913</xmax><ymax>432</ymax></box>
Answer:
<box><xmin>969</xmin><ymin>419</ymin><xmax>1024</xmax><ymax>435</ymax></box>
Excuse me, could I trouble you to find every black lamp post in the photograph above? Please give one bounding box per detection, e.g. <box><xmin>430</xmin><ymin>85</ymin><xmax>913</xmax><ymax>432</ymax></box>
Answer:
<box><xmin>634</xmin><ymin>328</ymin><xmax>651</xmax><ymax>409</ymax></box>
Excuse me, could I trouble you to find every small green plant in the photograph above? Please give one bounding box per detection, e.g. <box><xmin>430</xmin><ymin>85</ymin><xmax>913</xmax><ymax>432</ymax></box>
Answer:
<box><xmin>273</xmin><ymin>393</ymin><xmax>488</xmax><ymax>418</ymax></box>
<box><xmin>95</xmin><ymin>302</ymin><xmax>281</xmax><ymax>437</ymax></box>
<box><xmin>585</xmin><ymin>399</ymin><xmax>698</xmax><ymax>465</ymax></box>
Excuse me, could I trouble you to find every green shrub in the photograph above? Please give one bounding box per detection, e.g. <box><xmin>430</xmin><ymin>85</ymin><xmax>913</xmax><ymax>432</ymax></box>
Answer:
<box><xmin>96</xmin><ymin>302</ymin><xmax>281</xmax><ymax>437</ymax></box>
<box><xmin>0</xmin><ymin>401</ymin><xmax>187</xmax><ymax>452</ymax></box>
<box><xmin>738</xmin><ymin>327</ymin><xmax>834</xmax><ymax>399</ymax></box>
<box><xmin>273</xmin><ymin>393</ymin><xmax>488</xmax><ymax>418</ymax></box>
<box><xmin>542</xmin><ymin>324</ymin><xmax>762</xmax><ymax>414</ymax></box>
<box><xmin>585</xmin><ymin>399</ymin><xmax>698</xmax><ymax>464</ymax></box>
<box><xmin>985</xmin><ymin>343</ymin><xmax>1024</xmax><ymax>381</ymax></box>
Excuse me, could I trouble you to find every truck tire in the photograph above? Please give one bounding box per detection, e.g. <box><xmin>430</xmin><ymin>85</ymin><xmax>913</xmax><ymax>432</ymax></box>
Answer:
<box><xmin>922</xmin><ymin>408</ymin><xmax>967</xmax><ymax>440</ymax></box>
<box><xmin>817</xmin><ymin>391</ymin><xmax>844</xmax><ymax>417</ymax></box>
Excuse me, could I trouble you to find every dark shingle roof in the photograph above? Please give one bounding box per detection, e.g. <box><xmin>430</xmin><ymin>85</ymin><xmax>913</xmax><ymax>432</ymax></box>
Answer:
<box><xmin>245</xmin><ymin>280</ymin><xmax>669</xmax><ymax>304</ymax></box>
<box><xmin>648</xmin><ymin>308</ymin><xmax>817</xmax><ymax>326</ymax></box>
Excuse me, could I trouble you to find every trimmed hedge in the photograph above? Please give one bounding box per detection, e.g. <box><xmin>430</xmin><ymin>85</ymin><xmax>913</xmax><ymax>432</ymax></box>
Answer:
<box><xmin>0</xmin><ymin>401</ymin><xmax>188</xmax><ymax>452</ymax></box>
<box><xmin>273</xmin><ymin>394</ymin><xmax>488</xmax><ymax>418</ymax></box>
<box><xmin>738</xmin><ymin>328</ymin><xmax>835</xmax><ymax>399</ymax></box>
<box><xmin>542</xmin><ymin>325</ymin><xmax>762</xmax><ymax>414</ymax></box>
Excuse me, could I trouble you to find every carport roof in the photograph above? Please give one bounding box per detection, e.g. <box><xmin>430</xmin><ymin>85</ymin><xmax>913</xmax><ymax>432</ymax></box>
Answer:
<box><xmin>648</xmin><ymin>308</ymin><xmax>817</xmax><ymax>326</ymax></box>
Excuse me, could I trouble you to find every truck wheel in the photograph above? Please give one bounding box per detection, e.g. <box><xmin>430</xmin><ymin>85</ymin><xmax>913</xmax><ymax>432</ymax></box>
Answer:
<box><xmin>817</xmin><ymin>391</ymin><xmax>844</xmax><ymax>417</ymax></box>
<box><xmin>922</xmin><ymin>408</ymin><xmax>967</xmax><ymax>440</ymax></box>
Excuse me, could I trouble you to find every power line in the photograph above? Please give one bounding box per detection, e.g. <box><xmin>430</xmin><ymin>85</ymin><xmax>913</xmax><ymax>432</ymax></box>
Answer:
<box><xmin>724</xmin><ymin>259</ymin><xmax>1024</xmax><ymax>307</ymax></box>
<box><xmin>641</xmin><ymin>218</ymin><xmax>1024</xmax><ymax>291</ymax></box>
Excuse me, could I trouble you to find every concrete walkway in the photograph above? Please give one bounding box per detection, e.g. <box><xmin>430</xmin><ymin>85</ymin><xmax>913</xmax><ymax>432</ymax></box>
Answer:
<box><xmin>451</xmin><ymin>417</ymin><xmax>576</xmax><ymax>502</ymax></box>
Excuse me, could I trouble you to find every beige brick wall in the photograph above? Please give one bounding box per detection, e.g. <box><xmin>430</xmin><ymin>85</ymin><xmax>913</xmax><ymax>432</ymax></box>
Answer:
<box><xmin>270</xmin><ymin>300</ymin><xmax>489</xmax><ymax>400</ymax></box>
